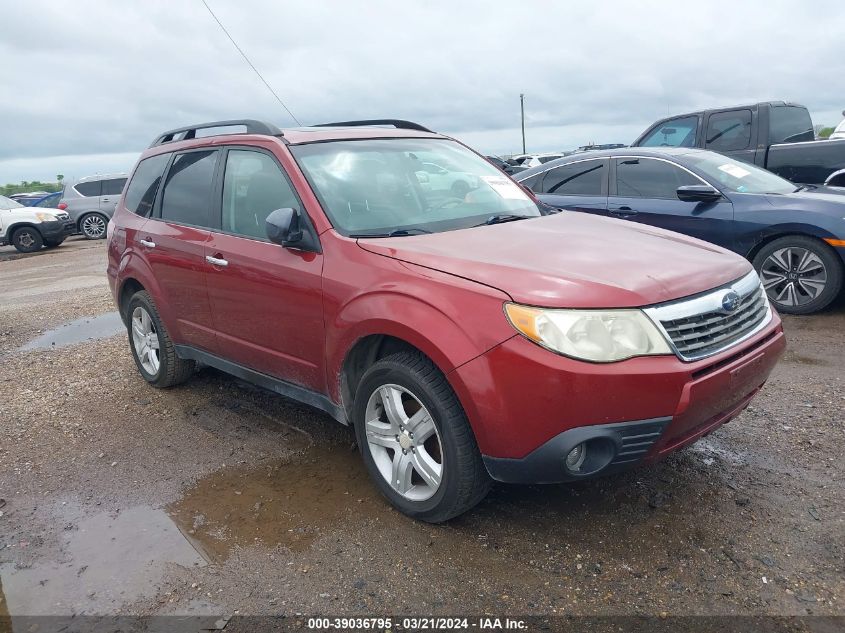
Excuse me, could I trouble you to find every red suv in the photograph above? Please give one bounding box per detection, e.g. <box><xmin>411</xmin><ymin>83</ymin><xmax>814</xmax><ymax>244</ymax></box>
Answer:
<box><xmin>107</xmin><ymin>119</ymin><xmax>785</xmax><ymax>521</ymax></box>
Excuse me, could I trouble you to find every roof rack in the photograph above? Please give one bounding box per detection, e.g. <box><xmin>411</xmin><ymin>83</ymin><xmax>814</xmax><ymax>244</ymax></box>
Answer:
<box><xmin>149</xmin><ymin>119</ymin><xmax>283</xmax><ymax>147</ymax></box>
<box><xmin>313</xmin><ymin>119</ymin><xmax>434</xmax><ymax>133</ymax></box>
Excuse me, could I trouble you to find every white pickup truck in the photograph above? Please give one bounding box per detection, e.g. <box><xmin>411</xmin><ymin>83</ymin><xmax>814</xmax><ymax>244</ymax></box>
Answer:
<box><xmin>0</xmin><ymin>194</ymin><xmax>75</xmax><ymax>253</ymax></box>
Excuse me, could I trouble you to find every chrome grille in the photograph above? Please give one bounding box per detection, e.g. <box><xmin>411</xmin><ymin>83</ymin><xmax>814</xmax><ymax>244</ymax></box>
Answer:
<box><xmin>644</xmin><ymin>271</ymin><xmax>771</xmax><ymax>361</ymax></box>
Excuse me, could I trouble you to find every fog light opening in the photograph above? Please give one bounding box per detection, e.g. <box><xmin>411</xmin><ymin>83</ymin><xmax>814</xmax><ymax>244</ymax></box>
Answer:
<box><xmin>565</xmin><ymin>443</ymin><xmax>587</xmax><ymax>472</ymax></box>
<box><xmin>563</xmin><ymin>437</ymin><xmax>616</xmax><ymax>476</ymax></box>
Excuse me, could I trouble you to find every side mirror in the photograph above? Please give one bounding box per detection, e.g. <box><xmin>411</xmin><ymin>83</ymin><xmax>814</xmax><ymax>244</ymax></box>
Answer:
<box><xmin>677</xmin><ymin>185</ymin><xmax>722</xmax><ymax>203</ymax></box>
<box><xmin>266</xmin><ymin>207</ymin><xmax>303</xmax><ymax>245</ymax></box>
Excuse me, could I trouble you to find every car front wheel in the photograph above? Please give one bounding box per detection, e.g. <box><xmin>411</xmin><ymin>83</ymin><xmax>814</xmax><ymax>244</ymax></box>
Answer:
<box><xmin>11</xmin><ymin>226</ymin><xmax>44</xmax><ymax>253</ymax></box>
<box><xmin>79</xmin><ymin>213</ymin><xmax>108</xmax><ymax>239</ymax></box>
<box><xmin>353</xmin><ymin>351</ymin><xmax>491</xmax><ymax>522</ymax></box>
<box><xmin>753</xmin><ymin>235</ymin><xmax>843</xmax><ymax>315</ymax></box>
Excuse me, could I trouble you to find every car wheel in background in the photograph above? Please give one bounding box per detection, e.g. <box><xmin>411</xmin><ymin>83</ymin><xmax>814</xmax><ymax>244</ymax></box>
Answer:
<box><xmin>126</xmin><ymin>290</ymin><xmax>196</xmax><ymax>388</ymax></box>
<box><xmin>450</xmin><ymin>180</ymin><xmax>470</xmax><ymax>198</ymax></box>
<box><xmin>11</xmin><ymin>226</ymin><xmax>44</xmax><ymax>253</ymax></box>
<box><xmin>753</xmin><ymin>235</ymin><xmax>843</xmax><ymax>315</ymax></box>
<box><xmin>79</xmin><ymin>213</ymin><xmax>108</xmax><ymax>239</ymax></box>
<box><xmin>353</xmin><ymin>350</ymin><xmax>491</xmax><ymax>522</ymax></box>
<box><xmin>43</xmin><ymin>238</ymin><xmax>65</xmax><ymax>248</ymax></box>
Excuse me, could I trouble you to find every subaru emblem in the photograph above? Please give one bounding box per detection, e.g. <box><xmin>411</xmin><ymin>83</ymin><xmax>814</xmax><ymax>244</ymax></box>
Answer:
<box><xmin>721</xmin><ymin>291</ymin><xmax>741</xmax><ymax>312</ymax></box>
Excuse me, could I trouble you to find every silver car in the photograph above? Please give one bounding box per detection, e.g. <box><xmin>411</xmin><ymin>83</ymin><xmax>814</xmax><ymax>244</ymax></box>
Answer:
<box><xmin>60</xmin><ymin>173</ymin><xmax>127</xmax><ymax>239</ymax></box>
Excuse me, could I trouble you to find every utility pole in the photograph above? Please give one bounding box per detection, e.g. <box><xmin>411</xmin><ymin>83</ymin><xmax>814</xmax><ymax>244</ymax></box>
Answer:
<box><xmin>520</xmin><ymin>93</ymin><xmax>526</xmax><ymax>154</ymax></box>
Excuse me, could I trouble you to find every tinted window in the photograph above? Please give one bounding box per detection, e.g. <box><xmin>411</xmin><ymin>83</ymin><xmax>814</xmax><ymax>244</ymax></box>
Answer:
<box><xmin>706</xmin><ymin>110</ymin><xmax>752</xmax><ymax>151</ymax></box>
<box><xmin>519</xmin><ymin>173</ymin><xmax>542</xmax><ymax>191</ymax></box>
<box><xmin>75</xmin><ymin>181</ymin><xmax>101</xmax><ymax>197</ymax></box>
<box><xmin>222</xmin><ymin>150</ymin><xmax>299</xmax><ymax>240</ymax></box>
<box><xmin>639</xmin><ymin>116</ymin><xmax>699</xmax><ymax>148</ymax></box>
<box><xmin>539</xmin><ymin>159</ymin><xmax>605</xmax><ymax>196</ymax></box>
<box><xmin>769</xmin><ymin>106</ymin><xmax>814</xmax><ymax>144</ymax></box>
<box><xmin>615</xmin><ymin>158</ymin><xmax>701</xmax><ymax>199</ymax></box>
<box><xmin>159</xmin><ymin>151</ymin><xmax>217</xmax><ymax>227</ymax></box>
<box><xmin>34</xmin><ymin>193</ymin><xmax>61</xmax><ymax>208</ymax></box>
<box><xmin>101</xmin><ymin>178</ymin><xmax>127</xmax><ymax>196</ymax></box>
<box><xmin>124</xmin><ymin>154</ymin><xmax>170</xmax><ymax>217</ymax></box>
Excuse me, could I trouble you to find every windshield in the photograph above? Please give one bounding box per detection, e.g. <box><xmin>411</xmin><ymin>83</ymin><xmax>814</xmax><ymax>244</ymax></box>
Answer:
<box><xmin>686</xmin><ymin>153</ymin><xmax>796</xmax><ymax>194</ymax></box>
<box><xmin>0</xmin><ymin>195</ymin><xmax>24</xmax><ymax>209</ymax></box>
<box><xmin>290</xmin><ymin>138</ymin><xmax>541</xmax><ymax>235</ymax></box>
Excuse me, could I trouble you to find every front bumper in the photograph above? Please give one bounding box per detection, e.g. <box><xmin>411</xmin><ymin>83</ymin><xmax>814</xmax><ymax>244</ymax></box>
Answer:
<box><xmin>39</xmin><ymin>219</ymin><xmax>75</xmax><ymax>240</ymax></box>
<box><xmin>451</xmin><ymin>314</ymin><xmax>785</xmax><ymax>484</ymax></box>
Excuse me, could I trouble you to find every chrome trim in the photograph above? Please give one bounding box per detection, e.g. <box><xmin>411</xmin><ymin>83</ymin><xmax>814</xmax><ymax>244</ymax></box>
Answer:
<box><xmin>643</xmin><ymin>270</ymin><xmax>772</xmax><ymax>362</ymax></box>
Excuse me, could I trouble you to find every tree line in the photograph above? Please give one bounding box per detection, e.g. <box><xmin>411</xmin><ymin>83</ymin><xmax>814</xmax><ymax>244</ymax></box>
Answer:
<box><xmin>1</xmin><ymin>175</ymin><xmax>65</xmax><ymax>197</ymax></box>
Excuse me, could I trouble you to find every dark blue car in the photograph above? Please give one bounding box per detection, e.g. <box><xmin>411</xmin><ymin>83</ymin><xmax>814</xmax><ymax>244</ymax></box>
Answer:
<box><xmin>516</xmin><ymin>147</ymin><xmax>845</xmax><ymax>315</ymax></box>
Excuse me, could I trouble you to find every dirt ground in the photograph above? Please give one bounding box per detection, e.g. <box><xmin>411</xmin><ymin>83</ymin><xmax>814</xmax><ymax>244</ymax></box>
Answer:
<box><xmin>0</xmin><ymin>239</ymin><xmax>843</xmax><ymax>627</ymax></box>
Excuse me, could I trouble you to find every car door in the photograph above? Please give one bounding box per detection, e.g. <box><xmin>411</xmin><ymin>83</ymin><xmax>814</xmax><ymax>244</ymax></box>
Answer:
<box><xmin>529</xmin><ymin>158</ymin><xmax>608</xmax><ymax>215</ymax></box>
<box><xmin>140</xmin><ymin>149</ymin><xmax>219</xmax><ymax>352</ymax></box>
<box><xmin>703</xmin><ymin>109</ymin><xmax>757</xmax><ymax>164</ymax></box>
<box><xmin>609</xmin><ymin>157</ymin><xmax>736</xmax><ymax>250</ymax></box>
<box><xmin>99</xmin><ymin>177</ymin><xmax>128</xmax><ymax>217</ymax></box>
<box><xmin>204</xmin><ymin>147</ymin><xmax>326</xmax><ymax>392</ymax></box>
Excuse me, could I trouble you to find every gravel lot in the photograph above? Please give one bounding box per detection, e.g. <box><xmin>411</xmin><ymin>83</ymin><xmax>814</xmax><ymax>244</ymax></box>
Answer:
<box><xmin>0</xmin><ymin>240</ymin><xmax>843</xmax><ymax>625</ymax></box>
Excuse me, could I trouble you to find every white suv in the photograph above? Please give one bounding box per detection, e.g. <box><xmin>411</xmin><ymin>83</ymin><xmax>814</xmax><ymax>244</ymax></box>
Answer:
<box><xmin>0</xmin><ymin>194</ymin><xmax>74</xmax><ymax>253</ymax></box>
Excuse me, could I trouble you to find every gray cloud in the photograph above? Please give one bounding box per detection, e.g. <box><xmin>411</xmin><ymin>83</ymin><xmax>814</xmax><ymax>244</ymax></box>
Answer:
<box><xmin>2</xmin><ymin>0</ymin><xmax>844</xmax><ymax>182</ymax></box>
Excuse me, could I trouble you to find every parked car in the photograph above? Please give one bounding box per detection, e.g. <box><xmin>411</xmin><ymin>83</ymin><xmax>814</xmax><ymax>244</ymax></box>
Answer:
<box><xmin>9</xmin><ymin>191</ymin><xmax>51</xmax><ymax>205</ymax></box>
<box><xmin>414</xmin><ymin>161</ymin><xmax>479</xmax><ymax>198</ymax></box>
<box><xmin>516</xmin><ymin>147</ymin><xmax>845</xmax><ymax>314</ymax></box>
<box><xmin>108</xmin><ymin>119</ymin><xmax>784</xmax><ymax>522</ymax></box>
<box><xmin>830</xmin><ymin>116</ymin><xmax>845</xmax><ymax>141</ymax></box>
<box><xmin>60</xmin><ymin>173</ymin><xmax>128</xmax><ymax>239</ymax></box>
<box><xmin>0</xmin><ymin>194</ymin><xmax>74</xmax><ymax>252</ymax></box>
<box><xmin>519</xmin><ymin>152</ymin><xmax>571</xmax><ymax>168</ymax></box>
<box><xmin>576</xmin><ymin>143</ymin><xmax>627</xmax><ymax>152</ymax></box>
<box><xmin>485</xmin><ymin>155</ymin><xmax>526</xmax><ymax>175</ymax></box>
<box><xmin>632</xmin><ymin>101</ymin><xmax>845</xmax><ymax>187</ymax></box>
<box><xmin>29</xmin><ymin>191</ymin><xmax>63</xmax><ymax>209</ymax></box>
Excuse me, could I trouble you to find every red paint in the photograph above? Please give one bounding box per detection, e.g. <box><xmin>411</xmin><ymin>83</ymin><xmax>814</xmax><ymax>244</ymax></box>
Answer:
<box><xmin>108</xmin><ymin>126</ymin><xmax>785</xmax><ymax>473</ymax></box>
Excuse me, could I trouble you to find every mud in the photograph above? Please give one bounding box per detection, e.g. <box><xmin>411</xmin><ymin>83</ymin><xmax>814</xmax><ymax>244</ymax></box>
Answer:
<box><xmin>19</xmin><ymin>311</ymin><xmax>124</xmax><ymax>351</ymax></box>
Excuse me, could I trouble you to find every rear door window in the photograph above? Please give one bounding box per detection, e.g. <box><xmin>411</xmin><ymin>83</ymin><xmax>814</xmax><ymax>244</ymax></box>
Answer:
<box><xmin>639</xmin><ymin>116</ymin><xmax>699</xmax><ymax>148</ymax></box>
<box><xmin>705</xmin><ymin>110</ymin><xmax>752</xmax><ymax>151</ymax></box>
<box><xmin>614</xmin><ymin>158</ymin><xmax>702</xmax><ymax>199</ymax></box>
<box><xmin>74</xmin><ymin>181</ymin><xmax>102</xmax><ymax>197</ymax></box>
<box><xmin>124</xmin><ymin>154</ymin><xmax>170</xmax><ymax>217</ymax></box>
<box><xmin>538</xmin><ymin>159</ymin><xmax>606</xmax><ymax>195</ymax></box>
<box><xmin>101</xmin><ymin>178</ymin><xmax>127</xmax><ymax>196</ymax></box>
<box><xmin>159</xmin><ymin>150</ymin><xmax>219</xmax><ymax>227</ymax></box>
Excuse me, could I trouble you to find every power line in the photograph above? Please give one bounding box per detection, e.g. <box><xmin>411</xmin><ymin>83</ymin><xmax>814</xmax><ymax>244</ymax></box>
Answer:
<box><xmin>199</xmin><ymin>0</ymin><xmax>302</xmax><ymax>126</ymax></box>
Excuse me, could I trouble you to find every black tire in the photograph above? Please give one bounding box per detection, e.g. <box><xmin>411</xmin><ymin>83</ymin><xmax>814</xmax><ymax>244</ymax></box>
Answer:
<box><xmin>125</xmin><ymin>290</ymin><xmax>195</xmax><ymax>388</ymax></box>
<box><xmin>353</xmin><ymin>351</ymin><xmax>491</xmax><ymax>522</ymax></box>
<box><xmin>450</xmin><ymin>180</ymin><xmax>470</xmax><ymax>198</ymax></box>
<box><xmin>79</xmin><ymin>212</ymin><xmax>108</xmax><ymax>239</ymax></box>
<box><xmin>43</xmin><ymin>238</ymin><xmax>65</xmax><ymax>248</ymax></box>
<box><xmin>752</xmin><ymin>235</ymin><xmax>843</xmax><ymax>315</ymax></box>
<box><xmin>11</xmin><ymin>226</ymin><xmax>44</xmax><ymax>253</ymax></box>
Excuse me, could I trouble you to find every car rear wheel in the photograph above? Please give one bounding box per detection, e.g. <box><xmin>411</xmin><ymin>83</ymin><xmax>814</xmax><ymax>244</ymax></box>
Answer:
<box><xmin>126</xmin><ymin>291</ymin><xmax>195</xmax><ymax>387</ymax></box>
<box><xmin>79</xmin><ymin>213</ymin><xmax>108</xmax><ymax>239</ymax></box>
<box><xmin>753</xmin><ymin>235</ymin><xmax>843</xmax><ymax>315</ymax></box>
<box><xmin>11</xmin><ymin>227</ymin><xmax>44</xmax><ymax>253</ymax></box>
<box><xmin>353</xmin><ymin>351</ymin><xmax>491</xmax><ymax>522</ymax></box>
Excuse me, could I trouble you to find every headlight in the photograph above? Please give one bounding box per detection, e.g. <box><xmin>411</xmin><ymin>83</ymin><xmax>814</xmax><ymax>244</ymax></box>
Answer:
<box><xmin>504</xmin><ymin>303</ymin><xmax>672</xmax><ymax>362</ymax></box>
<box><xmin>35</xmin><ymin>212</ymin><xmax>58</xmax><ymax>222</ymax></box>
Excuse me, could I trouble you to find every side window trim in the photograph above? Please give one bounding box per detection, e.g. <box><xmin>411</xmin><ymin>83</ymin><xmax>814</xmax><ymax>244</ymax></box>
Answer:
<box><xmin>533</xmin><ymin>158</ymin><xmax>609</xmax><ymax>196</ymax></box>
<box><xmin>213</xmin><ymin>145</ymin><xmax>319</xmax><ymax>246</ymax></box>
<box><xmin>611</xmin><ymin>156</ymin><xmax>712</xmax><ymax>199</ymax></box>
<box><xmin>152</xmin><ymin>148</ymin><xmax>222</xmax><ymax>230</ymax></box>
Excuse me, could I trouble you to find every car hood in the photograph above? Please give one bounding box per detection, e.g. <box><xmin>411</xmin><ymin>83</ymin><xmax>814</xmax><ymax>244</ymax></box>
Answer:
<box><xmin>764</xmin><ymin>189</ymin><xmax>845</xmax><ymax>213</ymax></box>
<box><xmin>357</xmin><ymin>213</ymin><xmax>751</xmax><ymax>308</ymax></box>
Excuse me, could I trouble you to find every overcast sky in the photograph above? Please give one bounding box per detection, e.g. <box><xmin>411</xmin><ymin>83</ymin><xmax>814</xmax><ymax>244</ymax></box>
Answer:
<box><xmin>2</xmin><ymin>0</ymin><xmax>844</xmax><ymax>184</ymax></box>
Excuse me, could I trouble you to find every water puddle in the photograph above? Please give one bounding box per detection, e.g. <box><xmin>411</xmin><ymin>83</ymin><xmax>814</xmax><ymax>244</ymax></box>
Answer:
<box><xmin>168</xmin><ymin>444</ymin><xmax>382</xmax><ymax>560</ymax></box>
<box><xmin>0</xmin><ymin>505</ymin><xmax>205</xmax><ymax>616</ymax></box>
<box><xmin>20</xmin><ymin>312</ymin><xmax>124</xmax><ymax>351</ymax></box>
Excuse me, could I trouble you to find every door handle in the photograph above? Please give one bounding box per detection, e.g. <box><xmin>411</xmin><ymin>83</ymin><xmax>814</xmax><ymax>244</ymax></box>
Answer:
<box><xmin>138</xmin><ymin>238</ymin><xmax>156</xmax><ymax>248</ymax></box>
<box><xmin>206</xmin><ymin>255</ymin><xmax>229</xmax><ymax>267</ymax></box>
<box><xmin>609</xmin><ymin>206</ymin><xmax>638</xmax><ymax>216</ymax></box>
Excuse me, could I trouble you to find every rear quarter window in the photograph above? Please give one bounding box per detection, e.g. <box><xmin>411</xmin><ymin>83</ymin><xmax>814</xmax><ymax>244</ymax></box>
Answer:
<box><xmin>769</xmin><ymin>106</ymin><xmax>814</xmax><ymax>144</ymax></box>
<box><xmin>124</xmin><ymin>154</ymin><xmax>170</xmax><ymax>217</ymax></box>
<box><xmin>74</xmin><ymin>181</ymin><xmax>102</xmax><ymax>197</ymax></box>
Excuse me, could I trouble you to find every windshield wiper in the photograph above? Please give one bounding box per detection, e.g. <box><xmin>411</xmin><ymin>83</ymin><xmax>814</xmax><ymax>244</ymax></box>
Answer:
<box><xmin>474</xmin><ymin>214</ymin><xmax>532</xmax><ymax>227</ymax></box>
<box><xmin>350</xmin><ymin>227</ymin><xmax>432</xmax><ymax>238</ymax></box>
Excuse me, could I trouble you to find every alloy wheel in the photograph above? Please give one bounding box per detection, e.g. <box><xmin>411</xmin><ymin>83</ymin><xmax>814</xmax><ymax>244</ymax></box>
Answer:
<box><xmin>82</xmin><ymin>214</ymin><xmax>107</xmax><ymax>239</ymax></box>
<box><xmin>17</xmin><ymin>231</ymin><xmax>36</xmax><ymax>248</ymax></box>
<box><xmin>131</xmin><ymin>306</ymin><xmax>161</xmax><ymax>375</ymax></box>
<box><xmin>364</xmin><ymin>384</ymin><xmax>443</xmax><ymax>501</ymax></box>
<box><xmin>760</xmin><ymin>246</ymin><xmax>827</xmax><ymax>307</ymax></box>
